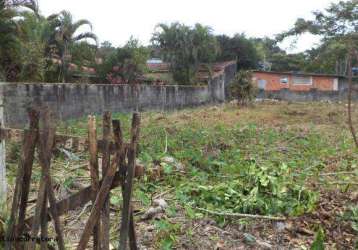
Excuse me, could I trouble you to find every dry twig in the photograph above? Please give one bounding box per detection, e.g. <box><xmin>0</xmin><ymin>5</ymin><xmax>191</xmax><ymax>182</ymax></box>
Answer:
<box><xmin>195</xmin><ymin>207</ymin><xmax>286</xmax><ymax>221</ymax></box>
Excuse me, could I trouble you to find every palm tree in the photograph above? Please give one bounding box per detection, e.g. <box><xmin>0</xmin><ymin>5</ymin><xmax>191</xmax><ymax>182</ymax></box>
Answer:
<box><xmin>152</xmin><ymin>22</ymin><xmax>218</xmax><ymax>84</ymax></box>
<box><xmin>0</xmin><ymin>0</ymin><xmax>38</xmax><ymax>80</ymax></box>
<box><xmin>17</xmin><ymin>11</ymin><xmax>51</xmax><ymax>81</ymax></box>
<box><xmin>48</xmin><ymin>10</ymin><xmax>98</xmax><ymax>82</ymax></box>
<box><xmin>4</xmin><ymin>0</ymin><xmax>38</xmax><ymax>12</ymax></box>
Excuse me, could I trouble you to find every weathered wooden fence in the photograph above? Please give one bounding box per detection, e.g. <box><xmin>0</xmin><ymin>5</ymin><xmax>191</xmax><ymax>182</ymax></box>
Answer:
<box><xmin>3</xmin><ymin>108</ymin><xmax>141</xmax><ymax>250</ymax></box>
<box><xmin>0</xmin><ymin>87</ymin><xmax>6</xmax><ymax>208</ymax></box>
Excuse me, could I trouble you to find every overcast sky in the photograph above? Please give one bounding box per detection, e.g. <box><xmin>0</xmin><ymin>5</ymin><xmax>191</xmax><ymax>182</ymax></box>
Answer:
<box><xmin>38</xmin><ymin>0</ymin><xmax>342</xmax><ymax>53</ymax></box>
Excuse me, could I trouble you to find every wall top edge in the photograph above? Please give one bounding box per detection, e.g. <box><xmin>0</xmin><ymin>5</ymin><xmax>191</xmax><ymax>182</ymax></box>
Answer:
<box><xmin>0</xmin><ymin>82</ymin><xmax>210</xmax><ymax>89</ymax></box>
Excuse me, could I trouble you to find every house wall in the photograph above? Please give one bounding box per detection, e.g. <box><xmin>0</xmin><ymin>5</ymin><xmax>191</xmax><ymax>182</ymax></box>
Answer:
<box><xmin>1</xmin><ymin>81</ymin><xmax>225</xmax><ymax>128</ymax></box>
<box><xmin>253</xmin><ymin>72</ymin><xmax>337</xmax><ymax>91</ymax></box>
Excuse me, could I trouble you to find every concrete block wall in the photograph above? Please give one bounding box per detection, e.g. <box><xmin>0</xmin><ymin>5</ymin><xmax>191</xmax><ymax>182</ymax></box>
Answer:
<box><xmin>0</xmin><ymin>81</ymin><xmax>225</xmax><ymax>128</ymax></box>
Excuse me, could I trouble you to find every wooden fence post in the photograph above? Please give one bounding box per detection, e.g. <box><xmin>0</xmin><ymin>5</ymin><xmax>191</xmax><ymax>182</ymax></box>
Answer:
<box><xmin>0</xmin><ymin>83</ymin><xmax>6</xmax><ymax>210</ymax></box>
<box><xmin>102</xmin><ymin>112</ymin><xmax>111</xmax><ymax>250</ymax></box>
<box><xmin>88</xmin><ymin>116</ymin><xmax>101</xmax><ymax>250</ymax></box>
<box><xmin>119</xmin><ymin>113</ymin><xmax>140</xmax><ymax>250</ymax></box>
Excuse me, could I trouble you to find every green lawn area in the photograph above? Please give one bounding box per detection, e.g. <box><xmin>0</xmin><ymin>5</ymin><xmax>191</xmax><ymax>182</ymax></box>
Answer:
<box><xmin>4</xmin><ymin>101</ymin><xmax>358</xmax><ymax>249</ymax></box>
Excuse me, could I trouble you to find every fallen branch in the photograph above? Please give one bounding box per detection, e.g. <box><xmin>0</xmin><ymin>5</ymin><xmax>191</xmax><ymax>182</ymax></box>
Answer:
<box><xmin>195</xmin><ymin>207</ymin><xmax>286</xmax><ymax>221</ymax></box>
<box><xmin>68</xmin><ymin>163</ymin><xmax>88</xmax><ymax>172</ymax></box>
<box><xmin>304</xmin><ymin>171</ymin><xmax>357</xmax><ymax>176</ymax></box>
<box><xmin>153</xmin><ymin>187</ymin><xmax>175</xmax><ymax>200</ymax></box>
<box><xmin>319</xmin><ymin>171</ymin><xmax>357</xmax><ymax>176</ymax></box>
<box><xmin>163</xmin><ymin>130</ymin><xmax>168</xmax><ymax>154</ymax></box>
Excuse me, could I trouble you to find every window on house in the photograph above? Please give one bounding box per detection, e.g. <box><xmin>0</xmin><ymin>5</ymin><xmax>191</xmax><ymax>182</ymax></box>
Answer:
<box><xmin>293</xmin><ymin>76</ymin><xmax>312</xmax><ymax>85</ymax></box>
<box><xmin>280</xmin><ymin>77</ymin><xmax>289</xmax><ymax>84</ymax></box>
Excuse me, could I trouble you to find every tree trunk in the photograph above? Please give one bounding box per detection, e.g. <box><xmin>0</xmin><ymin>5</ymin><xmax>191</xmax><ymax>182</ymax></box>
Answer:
<box><xmin>347</xmin><ymin>50</ymin><xmax>358</xmax><ymax>148</ymax></box>
<box><xmin>61</xmin><ymin>43</ymin><xmax>68</xmax><ymax>83</ymax></box>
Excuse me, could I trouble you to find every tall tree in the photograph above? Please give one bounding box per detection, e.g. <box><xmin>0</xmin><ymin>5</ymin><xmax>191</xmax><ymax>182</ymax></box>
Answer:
<box><xmin>97</xmin><ymin>41</ymin><xmax>116</xmax><ymax>60</ymax></box>
<box><xmin>17</xmin><ymin>11</ymin><xmax>51</xmax><ymax>81</ymax></box>
<box><xmin>216</xmin><ymin>34</ymin><xmax>260</xmax><ymax>70</ymax></box>
<box><xmin>70</xmin><ymin>41</ymin><xmax>97</xmax><ymax>68</ymax></box>
<box><xmin>152</xmin><ymin>22</ymin><xmax>219</xmax><ymax>84</ymax></box>
<box><xmin>278</xmin><ymin>0</ymin><xmax>358</xmax><ymax>147</ymax></box>
<box><xmin>0</xmin><ymin>0</ymin><xmax>38</xmax><ymax>81</ymax></box>
<box><xmin>47</xmin><ymin>10</ymin><xmax>98</xmax><ymax>82</ymax></box>
<box><xmin>98</xmin><ymin>38</ymin><xmax>149</xmax><ymax>84</ymax></box>
<box><xmin>303</xmin><ymin>39</ymin><xmax>350</xmax><ymax>75</ymax></box>
<box><xmin>277</xmin><ymin>0</ymin><xmax>358</xmax><ymax>75</ymax></box>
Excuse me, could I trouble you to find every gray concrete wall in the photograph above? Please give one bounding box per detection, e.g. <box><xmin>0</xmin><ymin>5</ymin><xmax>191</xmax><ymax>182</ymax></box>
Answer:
<box><xmin>223</xmin><ymin>63</ymin><xmax>237</xmax><ymax>98</ymax></box>
<box><xmin>1</xmin><ymin>81</ymin><xmax>225</xmax><ymax>128</ymax></box>
<box><xmin>257</xmin><ymin>88</ymin><xmax>358</xmax><ymax>102</ymax></box>
<box><xmin>223</xmin><ymin>63</ymin><xmax>237</xmax><ymax>86</ymax></box>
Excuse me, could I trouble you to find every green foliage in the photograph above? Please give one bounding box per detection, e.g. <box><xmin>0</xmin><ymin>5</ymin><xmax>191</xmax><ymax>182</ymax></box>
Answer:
<box><xmin>55</xmin><ymin>102</ymin><xmax>358</xmax><ymax>247</ymax></box>
<box><xmin>70</xmin><ymin>41</ymin><xmax>97</xmax><ymax>68</ymax></box>
<box><xmin>0</xmin><ymin>0</ymin><xmax>38</xmax><ymax>81</ymax></box>
<box><xmin>277</xmin><ymin>0</ymin><xmax>358</xmax><ymax>75</ymax></box>
<box><xmin>343</xmin><ymin>206</ymin><xmax>358</xmax><ymax>233</ymax></box>
<box><xmin>0</xmin><ymin>2</ymin><xmax>99</xmax><ymax>83</ymax></box>
<box><xmin>138</xmin><ymin>119</ymin><xmax>325</xmax><ymax>218</ymax></box>
<box><xmin>310</xmin><ymin>228</ymin><xmax>325</xmax><ymax>250</ymax></box>
<box><xmin>63</xmin><ymin>176</ymin><xmax>75</xmax><ymax>189</ymax></box>
<box><xmin>17</xmin><ymin>12</ymin><xmax>48</xmax><ymax>81</ymax></box>
<box><xmin>179</xmin><ymin>162</ymin><xmax>318</xmax><ymax>216</ymax></box>
<box><xmin>97</xmin><ymin>41</ymin><xmax>116</xmax><ymax>59</ymax></box>
<box><xmin>351</xmin><ymin>207</ymin><xmax>358</xmax><ymax>233</ymax></box>
<box><xmin>228</xmin><ymin>70</ymin><xmax>257</xmax><ymax>105</ymax></box>
<box><xmin>277</xmin><ymin>0</ymin><xmax>358</xmax><ymax>40</ymax></box>
<box><xmin>304</xmin><ymin>40</ymin><xmax>351</xmax><ymax>75</ymax></box>
<box><xmin>216</xmin><ymin>34</ymin><xmax>260</xmax><ymax>70</ymax></box>
<box><xmin>46</xmin><ymin>10</ymin><xmax>98</xmax><ymax>82</ymax></box>
<box><xmin>0</xmin><ymin>0</ymin><xmax>356</xmax><ymax>83</ymax></box>
<box><xmin>154</xmin><ymin>219</ymin><xmax>181</xmax><ymax>249</ymax></box>
<box><xmin>97</xmin><ymin>38</ymin><xmax>149</xmax><ymax>84</ymax></box>
<box><xmin>152</xmin><ymin>22</ymin><xmax>219</xmax><ymax>84</ymax></box>
<box><xmin>7</xmin><ymin>142</ymin><xmax>21</xmax><ymax>163</ymax></box>
<box><xmin>267</xmin><ymin>52</ymin><xmax>307</xmax><ymax>72</ymax></box>
<box><xmin>253</xmin><ymin>37</ymin><xmax>309</xmax><ymax>72</ymax></box>
<box><xmin>216</xmin><ymin>34</ymin><xmax>308</xmax><ymax>72</ymax></box>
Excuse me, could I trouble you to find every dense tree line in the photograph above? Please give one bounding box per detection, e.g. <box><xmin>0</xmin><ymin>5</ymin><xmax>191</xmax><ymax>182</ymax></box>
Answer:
<box><xmin>0</xmin><ymin>0</ymin><xmax>97</xmax><ymax>82</ymax></box>
<box><xmin>276</xmin><ymin>0</ymin><xmax>358</xmax><ymax>147</ymax></box>
<box><xmin>151</xmin><ymin>23</ymin><xmax>219</xmax><ymax>84</ymax></box>
<box><xmin>0</xmin><ymin>0</ymin><xmax>356</xmax><ymax>84</ymax></box>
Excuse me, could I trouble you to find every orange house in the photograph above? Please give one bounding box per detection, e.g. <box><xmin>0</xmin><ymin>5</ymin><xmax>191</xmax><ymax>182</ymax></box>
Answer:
<box><xmin>252</xmin><ymin>71</ymin><xmax>340</xmax><ymax>92</ymax></box>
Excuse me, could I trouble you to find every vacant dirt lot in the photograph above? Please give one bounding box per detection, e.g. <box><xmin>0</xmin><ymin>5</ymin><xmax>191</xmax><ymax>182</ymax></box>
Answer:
<box><xmin>3</xmin><ymin>101</ymin><xmax>358</xmax><ymax>249</ymax></box>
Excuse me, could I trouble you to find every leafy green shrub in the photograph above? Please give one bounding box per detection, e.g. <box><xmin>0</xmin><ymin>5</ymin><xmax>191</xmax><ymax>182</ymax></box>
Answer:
<box><xmin>343</xmin><ymin>206</ymin><xmax>358</xmax><ymax>233</ymax></box>
<box><xmin>7</xmin><ymin>142</ymin><xmax>21</xmax><ymax>163</ymax></box>
<box><xmin>311</xmin><ymin>228</ymin><xmax>325</xmax><ymax>250</ymax></box>
<box><xmin>179</xmin><ymin>162</ymin><xmax>318</xmax><ymax>216</ymax></box>
<box><xmin>228</xmin><ymin>70</ymin><xmax>257</xmax><ymax>105</ymax></box>
<box><xmin>154</xmin><ymin>219</ymin><xmax>181</xmax><ymax>249</ymax></box>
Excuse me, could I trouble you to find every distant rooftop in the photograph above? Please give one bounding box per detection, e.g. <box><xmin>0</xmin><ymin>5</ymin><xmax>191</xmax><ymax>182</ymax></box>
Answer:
<box><xmin>146</xmin><ymin>62</ymin><xmax>170</xmax><ymax>72</ymax></box>
<box><xmin>145</xmin><ymin>60</ymin><xmax>237</xmax><ymax>83</ymax></box>
<box><xmin>252</xmin><ymin>70</ymin><xmax>344</xmax><ymax>78</ymax></box>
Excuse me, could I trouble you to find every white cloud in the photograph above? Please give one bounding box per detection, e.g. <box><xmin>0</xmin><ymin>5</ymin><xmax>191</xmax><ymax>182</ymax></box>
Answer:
<box><xmin>38</xmin><ymin>0</ymin><xmax>342</xmax><ymax>52</ymax></box>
